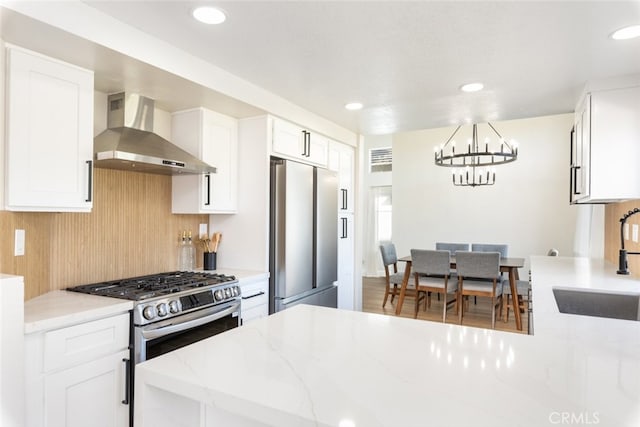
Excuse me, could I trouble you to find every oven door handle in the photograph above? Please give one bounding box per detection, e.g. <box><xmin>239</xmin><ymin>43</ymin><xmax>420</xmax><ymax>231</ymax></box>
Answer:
<box><xmin>140</xmin><ymin>302</ymin><xmax>239</xmax><ymax>340</ymax></box>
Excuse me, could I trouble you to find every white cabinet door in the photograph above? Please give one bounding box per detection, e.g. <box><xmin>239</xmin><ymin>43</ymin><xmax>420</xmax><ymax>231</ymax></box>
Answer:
<box><xmin>172</xmin><ymin>108</ymin><xmax>238</xmax><ymax>214</ymax></box>
<box><xmin>571</xmin><ymin>85</ymin><xmax>640</xmax><ymax>203</ymax></box>
<box><xmin>5</xmin><ymin>45</ymin><xmax>94</xmax><ymax>212</ymax></box>
<box><xmin>306</xmin><ymin>132</ymin><xmax>329</xmax><ymax>166</ymax></box>
<box><xmin>1</xmin><ymin>276</ymin><xmax>24</xmax><ymax>427</ymax></box>
<box><xmin>571</xmin><ymin>94</ymin><xmax>590</xmax><ymax>203</ymax></box>
<box><xmin>589</xmin><ymin>86</ymin><xmax>640</xmax><ymax>201</ymax></box>
<box><xmin>272</xmin><ymin>118</ymin><xmax>305</xmax><ymax>159</ymax></box>
<box><xmin>329</xmin><ymin>141</ymin><xmax>355</xmax><ymax>213</ymax></box>
<box><xmin>45</xmin><ymin>349</ymin><xmax>130</xmax><ymax>427</ymax></box>
<box><xmin>238</xmin><ymin>278</ymin><xmax>269</xmax><ymax>324</ymax></box>
<box><xmin>337</xmin><ymin>214</ymin><xmax>355</xmax><ymax>310</ymax></box>
<box><xmin>272</xmin><ymin>118</ymin><xmax>328</xmax><ymax>167</ymax></box>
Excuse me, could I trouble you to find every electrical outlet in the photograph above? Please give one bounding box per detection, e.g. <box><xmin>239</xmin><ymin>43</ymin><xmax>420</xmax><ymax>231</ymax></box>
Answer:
<box><xmin>624</xmin><ymin>223</ymin><xmax>630</xmax><ymax>240</ymax></box>
<box><xmin>199</xmin><ymin>223</ymin><xmax>208</xmax><ymax>239</ymax></box>
<box><xmin>14</xmin><ymin>229</ymin><xmax>25</xmax><ymax>256</ymax></box>
<box><xmin>633</xmin><ymin>224</ymin><xmax>639</xmax><ymax>243</ymax></box>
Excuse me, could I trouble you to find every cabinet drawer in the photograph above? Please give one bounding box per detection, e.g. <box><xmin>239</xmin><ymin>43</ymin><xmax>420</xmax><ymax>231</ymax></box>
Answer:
<box><xmin>240</xmin><ymin>281</ymin><xmax>268</xmax><ymax>311</ymax></box>
<box><xmin>44</xmin><ymin>313</ymin><xmax>129</xmax><ymax>372</ymax></box>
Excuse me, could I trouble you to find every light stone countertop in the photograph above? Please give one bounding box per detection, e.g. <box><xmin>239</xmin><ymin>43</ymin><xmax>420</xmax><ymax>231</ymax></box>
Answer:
<box><xmin>134</xmin><ymin>256</ymin><xmax>640</xmax><ymax>427</ymax></box>
<box><xmin>24</xmin><ymin>290</ymin><xmax>133</xmax><ymax>334</ymax></box>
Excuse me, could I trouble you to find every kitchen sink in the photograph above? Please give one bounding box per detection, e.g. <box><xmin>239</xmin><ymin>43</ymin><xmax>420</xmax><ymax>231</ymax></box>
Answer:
<box><xmin>553</xmin><ymin>288</ymin><xmax>640</xmax><ymax>321</ymax></box>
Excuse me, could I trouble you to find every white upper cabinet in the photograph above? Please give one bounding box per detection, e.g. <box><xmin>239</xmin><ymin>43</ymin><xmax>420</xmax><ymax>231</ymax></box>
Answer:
<box><xmin>272</xmin><ymin>117</ymin><xmax>328</xmax><ymax>167</ymax></box>
<box><xmin>5</xmin><ymin>45</ymin><xmax>94</xmax><ymax>212</ymax></box>
<box><xmin>328</xmin><ymin>141</ymin><xmax>354</xmax><ymax>213</ymax></box>
<box><xmin>172</xmin><ymin>108</ymin><xmax>238</xmax><ymax>214</ymax></box>
<box><xmin>571</xmin><ymin>85</ymin><xmax>640</xmax><ymax>203</ymax></box>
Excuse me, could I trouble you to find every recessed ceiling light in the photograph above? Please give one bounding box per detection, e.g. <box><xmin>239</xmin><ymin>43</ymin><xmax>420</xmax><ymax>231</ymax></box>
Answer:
<box><xmin>192</xmin><ymin>6</ymin><xmax>226</xmax><ymax>25</ymax></box>
<box><xmin>345</xmin><ymin>102</ymin><xmax>363</xmax><ymax>111</ymax></box>
<box><xmin>611</xmin><ymin>24</ymin><xmax>640</xmax><ymax>40</ymax></box>
<box><xmin>460</xmin><ymin>82</ymin><xmax>484</xmax><ymax>93</ymax></box>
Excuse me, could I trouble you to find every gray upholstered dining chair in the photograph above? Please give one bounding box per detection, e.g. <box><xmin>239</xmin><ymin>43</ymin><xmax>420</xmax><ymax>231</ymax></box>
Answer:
<box><xmin>410</xmin><ymin>249</ymin><xmax>458</xmax><ymax>322</ymax></box>
<box><xmin>379</xmin><ymin>243</ymin><xmax>414</xmax><ymax>308</ymax></box>
<box><xmin>435</xmin><ymin>242</ymin><xmax>470</xmax><ymax>254</ymax></box>
<box><xmin>456</xmin><ymin>251</ymin><xmax>503</xmax><ymax>328</ymax></box>
<box><xmin>433</xmin><ymin>243</ymin><xmax>468</xmax><ymax>301</ymax></box>
<box><xmin>471</xmin><ymin>243</ymin><xmax>508</xmax><ymax>258</ymax></box>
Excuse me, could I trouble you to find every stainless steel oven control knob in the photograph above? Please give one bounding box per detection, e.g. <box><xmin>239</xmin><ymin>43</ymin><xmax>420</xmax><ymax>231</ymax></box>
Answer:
<box><xmin>142</xmin><ymin>306</ymin><xmax>156</xmax><ymax>320</ymax></box>
<box><xmin>168</xmin><ymin>300</ymin><xmax>179</xmax><ymax>314</ymax></box>
<box><xmin>232</xmin><ymin>286</ymin><xmax>240</xmax><ymax>297</ymax></box>
<box><xmin>224</xmin><ymin>288</ymin><xmax>232</xmax><ymax>298</ymax></box>
<box><xmin>157</xmin><ymin>303</ymin><xmax>168</xmax><ymax>317</ymax></box>
<box><xmin>214</xmin><ymin>289</ymin><xmax>224</xmax><ymax>301</ymax></box>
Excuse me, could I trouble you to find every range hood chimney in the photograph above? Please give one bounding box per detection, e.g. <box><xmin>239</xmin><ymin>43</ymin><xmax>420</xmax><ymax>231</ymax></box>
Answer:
<box><xmin>94</xmin><ymin>93</ymin><xmax>216</xmax><ymax>175</ymax></box>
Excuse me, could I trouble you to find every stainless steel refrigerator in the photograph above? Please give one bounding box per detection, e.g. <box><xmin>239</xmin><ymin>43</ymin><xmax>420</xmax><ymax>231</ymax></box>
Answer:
<box><xmin>269</xmin><ymin>157</ymin><xmax>338</xmax><ymax>313</ymax></box>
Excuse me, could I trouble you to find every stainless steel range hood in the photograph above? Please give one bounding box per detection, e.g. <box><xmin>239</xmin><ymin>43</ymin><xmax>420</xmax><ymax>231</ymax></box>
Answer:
<box><xmin>94</xmin><ymin>93</ymin><xmax>216</xmax><ymax>175</ymax></box>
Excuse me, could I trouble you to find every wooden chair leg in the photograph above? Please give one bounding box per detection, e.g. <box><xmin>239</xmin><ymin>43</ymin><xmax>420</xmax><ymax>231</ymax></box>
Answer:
<box><xmin>491</xmin><ymin>297</ymin><xmax>496</xmax><ymax>329</ymax></box>
<box><xmin>442</xmin><ymin>292</ymin><xmax>447</xmax><ymax>323</ymax></box>
<box><xmin>390</xmin><ymin>284</ymin><xmax>398</xmax><ymax>303</ymax></box>
<box><xmin>502</xmin><ymin>295</ymin><xmax>508</xmax><ymax>322</ymax></box>
<box><xmin>382</xmin><ymin>282</ymin><xmax>390</xmax><ymax>308</ymax></box>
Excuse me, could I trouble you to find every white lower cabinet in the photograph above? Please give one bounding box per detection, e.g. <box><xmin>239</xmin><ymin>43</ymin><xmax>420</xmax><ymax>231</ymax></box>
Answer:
<box><xmin>238</xmin><ymin>278</ymin><xmax>269</xmax><ymax>324</ymax></box>
<box><xmin>338</xmin><ymin>214</ymin><xmax>355</xmax><ymax>310</ymax></box>
<box><xmin>25</xmin><ymin>313</ymin><xmax>130</xmax><ymax>427</ymax></box>
<box><xmin>1</xmin><ymin>275</ymin><xmax>24</xmax><ymax>427</ymax></box>
<box><xmin>45</xmin><ymin>349</ymin><xmax>130</xmax><ymax>427</ymax></box>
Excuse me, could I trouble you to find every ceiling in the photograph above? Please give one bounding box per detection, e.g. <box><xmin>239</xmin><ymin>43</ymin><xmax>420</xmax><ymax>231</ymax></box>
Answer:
<box><xmin>7</xmin><ymin>1</ymin><xmax>640</xmax><ymax>136</ymax></box>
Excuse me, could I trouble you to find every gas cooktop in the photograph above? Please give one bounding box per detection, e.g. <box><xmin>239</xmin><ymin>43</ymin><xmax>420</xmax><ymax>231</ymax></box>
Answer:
<box><xmin>66</xmin><ymin>271</ymin><xmax>237</xmax><ymax>301</ymax></box>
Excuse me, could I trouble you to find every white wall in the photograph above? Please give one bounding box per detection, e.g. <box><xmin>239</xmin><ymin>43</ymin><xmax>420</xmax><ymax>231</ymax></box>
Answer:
<box><xmin>212</xmin><ymin>116</ymin><xmax>270</xmax><ymax>272</ymax></box>
<box><xmin>0</xmin><ymin>39</ymin><xmax>5</xmax><ymax>209</ymax></box>
<box><xmin>392</xmin><ymin>113</ymin><xmax>583</xmax><ymax>273</ymax></box>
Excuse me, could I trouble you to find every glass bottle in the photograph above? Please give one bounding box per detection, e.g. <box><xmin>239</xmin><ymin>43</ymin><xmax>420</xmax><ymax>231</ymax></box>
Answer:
<box><xmin>186</xmin><ymin>230</ymin><xmax>195</xmax><ymax>270</ymax></box>
<box><xmin>178</xmin><ymin>230</ymin><xmax>188</xmax><ymax>271</ymax></box>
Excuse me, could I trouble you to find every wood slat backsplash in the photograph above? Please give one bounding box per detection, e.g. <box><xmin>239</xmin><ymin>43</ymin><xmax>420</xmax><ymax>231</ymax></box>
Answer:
<box><xmin>0</xmin><ymin>168</ymin><xmax>208</xmax><ymax>300</ymax></box>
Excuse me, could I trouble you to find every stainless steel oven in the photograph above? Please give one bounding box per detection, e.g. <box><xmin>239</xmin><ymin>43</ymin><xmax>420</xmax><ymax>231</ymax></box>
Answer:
<box><xmin>134</xmin><ymin>298</ymin><xmax>240</xmax><ymax>363</ymax></box>
<box><xmin>67</xmin><ymin>271</ymin><xmax>241</xmax><ymax>427</ymax></box>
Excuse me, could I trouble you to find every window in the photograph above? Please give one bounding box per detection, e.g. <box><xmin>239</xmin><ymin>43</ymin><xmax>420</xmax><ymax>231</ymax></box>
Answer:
<box><xmin>370</xmin><ymin>147</ymin><xmax>392</xmax><ymax>172</ymax></box>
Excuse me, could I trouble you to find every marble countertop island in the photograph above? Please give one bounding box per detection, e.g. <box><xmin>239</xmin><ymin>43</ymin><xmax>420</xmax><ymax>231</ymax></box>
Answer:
<box><xmin>135</xmin><ymin>256</ymin><xmax>640</xmax><ymax>427</ymax></box>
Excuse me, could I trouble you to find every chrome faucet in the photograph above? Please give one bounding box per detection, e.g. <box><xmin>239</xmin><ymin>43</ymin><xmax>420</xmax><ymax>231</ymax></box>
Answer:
<box><xmin>617</xmin><ymin>208</ymin><xmax>640</xmax><ymax>275</ymax></box>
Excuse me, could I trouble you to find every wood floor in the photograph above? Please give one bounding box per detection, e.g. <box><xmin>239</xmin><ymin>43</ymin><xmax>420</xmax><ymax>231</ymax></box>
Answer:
<box><xmin>362</xmin><ymin>276</ymin><xmax>528</xmax><ymax>334</ymax></box>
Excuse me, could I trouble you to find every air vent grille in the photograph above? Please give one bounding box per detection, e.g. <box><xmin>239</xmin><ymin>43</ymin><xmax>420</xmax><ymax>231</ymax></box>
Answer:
<box><xmin>370</xmin><ymin>147</ymin><xmax>392</xmax><ymax>172</ymax></box>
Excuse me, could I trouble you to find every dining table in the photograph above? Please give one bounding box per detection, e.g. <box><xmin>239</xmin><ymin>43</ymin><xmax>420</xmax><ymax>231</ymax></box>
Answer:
<box><xmin>395</xmin><ymin>255</ymin><xmax>526</xmax><ymax>331</ymax></box>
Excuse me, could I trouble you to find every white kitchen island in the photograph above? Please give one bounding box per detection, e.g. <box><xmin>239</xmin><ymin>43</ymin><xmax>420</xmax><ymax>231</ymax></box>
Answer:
<box><xmin>134</xmin><ymin>256</ymin><xmax>640</xmax><ymax>427</ymax></box>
